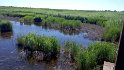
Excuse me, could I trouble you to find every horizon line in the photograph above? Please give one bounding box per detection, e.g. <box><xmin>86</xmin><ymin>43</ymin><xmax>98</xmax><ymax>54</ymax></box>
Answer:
<box><xmin>0</xmin><ymin>6</ymin><xmax>123</xmax><ymax>12</ymax></box>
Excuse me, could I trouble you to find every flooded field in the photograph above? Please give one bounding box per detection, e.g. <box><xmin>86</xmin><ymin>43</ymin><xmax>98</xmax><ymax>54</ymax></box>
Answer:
<box><xmin>0</xmin><ymin>21</ymin><xmax>93</xmax><ymax>70</ymax></box>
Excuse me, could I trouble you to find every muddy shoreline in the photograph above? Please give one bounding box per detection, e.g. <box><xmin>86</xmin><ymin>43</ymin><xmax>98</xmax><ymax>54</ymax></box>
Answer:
<box><xmin>0</xmin><ymin>15</ymin><xmax>105</xmax><ymax>41</ymax></box>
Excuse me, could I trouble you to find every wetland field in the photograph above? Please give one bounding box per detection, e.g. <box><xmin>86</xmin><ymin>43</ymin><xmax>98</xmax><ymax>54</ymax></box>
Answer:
<box><xmin>0</xmin><ymin>6</ymin><xmax>124</xmax><ymax>70</ymax></box>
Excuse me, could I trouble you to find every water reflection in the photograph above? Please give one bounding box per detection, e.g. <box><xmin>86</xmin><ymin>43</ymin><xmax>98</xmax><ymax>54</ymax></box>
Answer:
<box><xmin>0</xmin><ymin>32</ymin><xmax>13</xmax><ymax>39</ymax></box>
<box><xmin>11</xmin><ymin>21</ymin><xmax>92</xmax><ymax>47</ymax></box>
<box><xmin>17</xmin><ymin>46</ymin><xmax>58</xmax><ymax>70</ymax></box>
<box><xmin>0</xmin><ymin>21</ymin><xmax>93</xmax><ymax>70</ymax></box>
<box><xmin>41</xmin><ymin>25</ymin><xmax>80</xmax><ymax>35</ymax></box>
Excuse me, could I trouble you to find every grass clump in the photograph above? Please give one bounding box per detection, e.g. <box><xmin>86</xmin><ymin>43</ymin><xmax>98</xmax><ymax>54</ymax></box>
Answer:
<box><xmin>87</xmin><ymin>42</ymin><xmax>117</xmax><ymax>65</ymax></box>
<box><xmin>64</xmin><ymin>41</ymin><xmax>81</xmax><ymax>61</ymax></box>
<box><xmin>103</xmin><ymin>19</ymin><xmax>122</xmax><ymax>42</ymax></box>
<box><xmin>0</xmin><ymin>20</ymin><xmax>12</xmax><ymax>33</ymax></box>
<box><xmin>75</xmin><ymin>50</ymin><xmax>97</xmax><ymax>70</ymax></box>
<box><xmin>64</xmin><ymin>41</ymin><xmax>117</xmax><ymax>70</ymax></box>
<box><xmin>78</xmin><ymin>42</ymin><xmax>117</xmax><ymax>70</ymax></box>
<box><xmin>61</xmin><ymin>20</ymin><xmax>81</xmax><ymax>29</ymax></box>
<box><xmin>17</xmin><ymin>33</ymin><xmax>60</xmax><ymax>59</ymax></box>
<box><xmin>20</xmin><ymin>15</ymin><xmax>34</xmax><ymax>23</ymax></box>
<box><xmin>44</xmin><ymin>16</ymin><xmax>82</xmax><ymax>29</ymax></box>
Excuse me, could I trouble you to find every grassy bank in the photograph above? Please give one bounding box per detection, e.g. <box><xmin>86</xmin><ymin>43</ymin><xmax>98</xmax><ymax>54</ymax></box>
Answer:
<box><xmin>64</xmin><ymin>41</ymin><xmax>117</xmax><ymax>70</ymax></box>
<box><xmin>17</xmin><ymin>33</ymin><xmax>117</xmax><ymax>70</ymax></box>
<box><xmin>0</xmin><ymin>6</ymin><xmax>123</xmax><ymax>42</ymax></box>
<box><xmin>20</xmin><ymin>15</ymin><xmax>82</xmax><ymax>30</ymax></box>
<box><xmin>17</xmin><ymin>33</ymin><xmax>60</xmax><ymax>60</ymax></box>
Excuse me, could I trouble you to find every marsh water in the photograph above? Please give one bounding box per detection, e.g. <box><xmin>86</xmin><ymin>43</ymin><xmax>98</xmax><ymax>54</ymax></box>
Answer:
<box><xmin>0</xmin><ymin>21</ymin><xmax>93</xmax><ymax>70</ymax></box>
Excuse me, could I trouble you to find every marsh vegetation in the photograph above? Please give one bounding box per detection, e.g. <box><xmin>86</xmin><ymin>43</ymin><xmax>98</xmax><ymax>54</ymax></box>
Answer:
<box><xmin>0</xmin><ymin>20</ymin><xmax>12</xmax><ymax>33</ymax></box>
<box><xmin>0</xmin><ymin>6</ymin><xmax>123</xmax><ymax>70</ymax></box>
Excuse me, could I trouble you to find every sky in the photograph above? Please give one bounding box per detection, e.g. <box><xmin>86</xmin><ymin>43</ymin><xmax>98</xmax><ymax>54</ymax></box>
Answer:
<box><xmin>0</xmin><ymin>0</ymin><xmax>123</xmax><ymax>11</ymax></box>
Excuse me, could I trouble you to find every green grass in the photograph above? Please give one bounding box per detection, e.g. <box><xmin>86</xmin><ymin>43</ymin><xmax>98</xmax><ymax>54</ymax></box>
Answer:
<box><xmin>64</xmin><ymin>41</ymin><xmax>117</xmax><ymax>70</ymax></box>
<box><xmin>0</xmin><ymin>20</ymin><xmax>12</xmax><ymax>33</ymax></box>
<box><xmin>44</xmin><ymin>16</ymin><xmax>82</xmax><ymax>29</ymax></box>
<box><xmin>17</xmin><ymin>33</ymin><xmax>60</xmax><ymax>58</ymax></box>
<box><xmin>64</xmin><ymin>41</ymin><xmax>82</xmax><ymax>60</ymax></box>
<box><xmin>0</xmin><ymin>6</ymin><xmax>123</xmax><ymax>42</ymax></box>
<box><xmin>88</xmin><ymin>42</ymin><xmax>117</xmax><ymax>64</ymax></box>
<box><xmin>103</xmin><ymin>19</ymin><xmax>122</xmax><ymax>42</ymax></box>
<box><xmin>0</xmin><ymin>6</ymin><xmax>122</xmax><ymax>70</ymax></box>
<box><xmin>20</xmin><ymin>15</ymin><xmax>34</xmax><ymax>23</ymax></box>
<box><xmin>20</xmin><ymin>15</ymin><xmax>82</xmax><ymax>29</ymax></box>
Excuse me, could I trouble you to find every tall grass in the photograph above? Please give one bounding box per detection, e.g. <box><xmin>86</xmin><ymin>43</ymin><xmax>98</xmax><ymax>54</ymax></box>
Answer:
<box><xmin>0</xmin><ymin>20</ymin><xmax>12</xmax><ymax>33</ymax></box>
<box><xmin>21</xmin><ymin>16</ymin><xmax>34</xmax><ymax>23</ymax></box>
<box><xmin>103</xmin><ymin>19</ymin><xmax>122</xmax><ymax>42</ymax></box>
<box><xmin>64</xmin><ymin>41</ymin><xmax>81</xmax><ymax>60</ymax></box>
<box><xmin>87</xmin><ymin>42</ymin><xmax>117</xmax><ymax>64</ymax></box>
<box><xmin>44</xmin><ymin>16</ymin><xmax>82</xmax><ymax>29</ymax></box>
<box><xmin>17</xmin><ymin>33</ymin><xmax>60</xmax><ymax>58</ymax></box>
<box><xmin>64</xmin><ymin>41</ymin><xmax>117</xmax><ymax>70</ymax></box>
<box><xmin>0</xmin><ymin>6</ymin><xmax>123</xmax><ymax>42</ymax></box>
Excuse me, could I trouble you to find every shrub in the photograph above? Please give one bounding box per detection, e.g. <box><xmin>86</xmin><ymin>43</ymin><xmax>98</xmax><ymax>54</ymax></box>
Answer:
<box><xmin>0</xmin><ymin>20</ymin><xmax>12</xmax><ymax>33</ymax></box>
<box><xmin>33</xmin><ymin>17</ymin><xmax>43</xmax><ymax>26</ymax></box>
<box><xmin>34</xmin><ymin>17</ymin><xmax>42</xmax><ymax>23</ymax></box>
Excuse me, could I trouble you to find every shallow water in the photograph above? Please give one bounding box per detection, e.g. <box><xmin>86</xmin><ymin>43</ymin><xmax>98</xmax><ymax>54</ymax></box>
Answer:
<box><xmin>0</xmin><ymin>21</ymin><xmax>94</xmax><ymax>70</ymax></box>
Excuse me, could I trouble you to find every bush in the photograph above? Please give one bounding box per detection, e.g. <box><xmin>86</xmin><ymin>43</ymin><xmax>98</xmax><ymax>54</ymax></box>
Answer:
<box><xmin>34</xmin><ymin>17</ymin><xmax>42</xmax><ymax>22</ymax></box>
<box><xmin>0</xmin><ymin>20</ymin><xmax>12</xmax><ymax>33</ymax></box>
<box><xmin>33</xmin><ymin>17</ymin><xmax>43</xmax><ymax>26</ymax></box>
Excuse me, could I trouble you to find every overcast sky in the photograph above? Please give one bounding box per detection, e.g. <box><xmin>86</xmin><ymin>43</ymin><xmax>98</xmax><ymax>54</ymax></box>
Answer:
<box><xmin>0</xmin><ymin>0</ymin><xmax>123</xmax><ymax>11</ymax></box>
